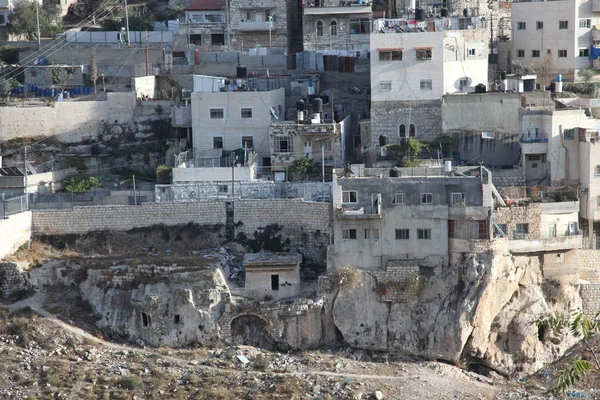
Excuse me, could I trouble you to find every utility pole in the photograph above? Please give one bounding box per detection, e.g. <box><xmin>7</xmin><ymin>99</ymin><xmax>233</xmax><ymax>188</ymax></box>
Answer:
<box><xmin>230</xmin><ymin>152</ymin><xmax>235</xmax><ymax>196</ymax></box>
<box><xmin>24</xmin><ymin>146</ymin><xmax>29</xmax><ymax>209</ymax></box>
<box><xmin>132</xmin><ymin>174</ymin><xmax>137</xmax><ymax>205</ymax></box>
<box><xmin>145</xmin><ymin>30</ymin><xmax>149</xmax><ymax>76</ymax></box>
<box><xmin>35</xmin><ymin>0</ymin><xmax>41</xmax><ymax>50</ymax></box>
<box><xmin>225</xmin><ymin>0</ymin><xmax>231</xmax><ymax>50</ymax></box>
<box><xmin>124</xmin><ymin>0</ymin><xmax>131</xmax><ymax>46</ymax></box>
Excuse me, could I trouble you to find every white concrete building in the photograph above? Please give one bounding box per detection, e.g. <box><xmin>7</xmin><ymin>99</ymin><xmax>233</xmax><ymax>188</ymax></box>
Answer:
<box><xmin>242</xmin><ymin>252</ymin><xmax>302</xmax><ymax>301</ymax></box>
<box><xmin>369</xmin><ymin>17</ymin><xmax>488</xmax><ymax>155</ymax></box>
<box><xmin>508</xmin><ymin>0</ymin><xmax>599</xmax><ymax>84</ymax></box>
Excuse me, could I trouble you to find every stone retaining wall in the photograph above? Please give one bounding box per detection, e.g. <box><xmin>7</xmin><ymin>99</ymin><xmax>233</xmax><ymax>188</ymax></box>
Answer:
<box><xmin>578</xmin><ymin>250</ymin><xmax>600</xmax><ymax>282</ymax></box>
<box><xmin>32</xmin><ymin>199</ymin><xmax>331</xmax><ymax>264</ymax></box>
<box><xmin>580</xmin><ymin>283</ymin><xmax>600</xmax><ymax>317</ymax></box>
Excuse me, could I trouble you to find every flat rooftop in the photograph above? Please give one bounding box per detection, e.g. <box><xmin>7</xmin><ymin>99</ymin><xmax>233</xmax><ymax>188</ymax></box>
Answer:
<box><xmin>243</xmin><ymin>252</ymin><xmax>303</xmax><ymax>267</ymax></box>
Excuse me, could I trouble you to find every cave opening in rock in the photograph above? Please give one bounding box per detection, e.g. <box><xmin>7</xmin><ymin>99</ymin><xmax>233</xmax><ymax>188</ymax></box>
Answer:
<box><xmin>231</xmin><ymin>315</ymin><xmax>276</xmax><ymax>350</ymax></box>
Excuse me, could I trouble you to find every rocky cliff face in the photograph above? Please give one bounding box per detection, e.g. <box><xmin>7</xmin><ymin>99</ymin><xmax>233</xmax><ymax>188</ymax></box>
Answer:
<box><xmin>0</xmin><ymin>246</ymin><xmax>581</xmax><ymax>376</ymax></box>
<box><xmin>332</xmin><ymin>250</ymin><xmax>580</xmax><ymax>375</ymax></box>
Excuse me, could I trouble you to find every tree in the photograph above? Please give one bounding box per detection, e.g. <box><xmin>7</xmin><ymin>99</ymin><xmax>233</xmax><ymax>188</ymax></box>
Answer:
<box><xmin>7</xmin><ymin>1</ymin><xmax>63</xmax><ymax>41</ymax></box>
<box><xmin>401</xmin><ymin>138</ymin><xmax>426</xmax><ymax>167</ymax></box>
<box><xmin>64</xmin><ymin>173</ymin><xmax>103</xmax><ymax>192</ymax></box>
<box><xmin>536</xmin><ymin>311</ymin><xmax>600</xmax><ymax>394</ymax></box>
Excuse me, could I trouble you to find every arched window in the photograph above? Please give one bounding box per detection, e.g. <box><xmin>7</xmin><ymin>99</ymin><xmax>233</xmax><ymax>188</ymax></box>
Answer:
<box><xmin>316</xmin><ymin>21</ymin><xmax>323</xmax><ymax>36</ymax></box>
<box><xmin>409</xmin><ymin>124</ymin><xmax>416</xmax><ymax>137</ymax></box>
<box><xmin>399</xmin><ymin>124</ymin><xmax>406</xmax><ymax>138</ymax></box>
<box><xmin>330</xmin><ymin>20</ymin><xmax>337</xmax><ymax>36</ymax></box>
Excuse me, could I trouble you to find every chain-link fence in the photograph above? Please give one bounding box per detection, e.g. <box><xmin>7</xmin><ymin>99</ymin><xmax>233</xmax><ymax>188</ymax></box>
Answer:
<box><xmin>0</xmin><ymin>195</ymin><xmax>28</xmax><ymax>219</ymax></box>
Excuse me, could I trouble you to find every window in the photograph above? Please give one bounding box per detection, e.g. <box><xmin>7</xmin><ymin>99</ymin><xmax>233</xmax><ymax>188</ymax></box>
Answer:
<box><xmin>271</xmin><ymin>274</ymin><xmax>279</xmax><ymax>290</ymax></box>
<box><xmin>517</xmin><ymin>21</ymin><xmax>526</xmax><ymax>30</ymax></box>
<box><xmin>274</xmin><ymin>136</ymin><xmax>293</xmax><ymax>153</ymax></box>
<box><xmin>547</xmin><ymin>49</ymin><xmax>552</xmax><ymax>54</ymax></box>
<box><xmin>420</xmin><ymin>79</ymin><xmax>432</xmax><ymax>90</ymax></box>
<box><xmin>379</xmin><ymin>81</ymin><xmax>392</xmax><ymax>91</ymax></box>
<box><xmin>417</xmin><ymin>229</ymin><xmax>431</xmax><ymax>239</ymax></box>
<box><xmin>409</xmin><ymin>124</ymin><xmax>416</xmax><ymax>137</ymax></box>
<box><xmin>595</xmin><ymin>165</ymin><xmax>600</xmax><ymax>176</ymax></box>
<box><xmin>558</xmin><ymin>49</ymin><xmax>568</xmax><ymax>58</ymax></box>
<box><xmin>532</xmin><ymin>50</ymin><xmax>540</xmax><ymax>58</ymax></box>
<box><xmin>211</xmin><ymin>34</ymin><xmax>225</xmax><ymax>45</ymax></box>
<box><xmin>241</xmin><ymin>108</ymin><xmax>252</xmax><ymax>118</ymax></box>
<box><xmin>395</xmin><ymin>229</ymin><xmax>409</xmax><ymax>240</ymax></box>
<box><xmin>515</xmin><ymin>223</ymin><xmax>529</xmax><ymax>236</ymax></box>
<box><xmin>580</xmin><ymin>48</ymin><xmax>589</xmax><ymax>57</ymax></box>
<box><xmin>559</xmin><ymin>20</ymin><xmax>568</xmax><ymax>29</ymax></box>
<box><xmin>451</xmin><ymin>193</ymin><xmax>465</xmax><ymax>205</ymax></box>
<box><xmin>580</xmin><ymin>19</ymin><xmax>591</xmax><ymax>28</ymax></box>
<box><xmin>322</xmin><ymin>140</ymin><xmax>332</xmax><ymax>151</ymax></box>
<box><xmin>141</xmin><ymin>312</ymin><xmax>151</xmax><ymax>327</ymax></box>
<box><xmin>379</xmin><ymin>50</ymin><xmax>403</xmax><ymax>61</ymax></box>
<box><xmin>316</xmin><ymin>20</ymin><xmax>323</xmax><ymax>36</ymax></box>
<box><xmin>416</xmin><ymin>48</ymin><xmax>432</xmax><ymax>60</ymax></box>
<box><xmin>517</xmin><ymin>49</ymin><xmax>525</xmax><ymax>57</ymax></box>
<box><xmin>536</xmin><ymin>21</ymin><xmax>543</xmax><ymax>30</ymax></box>
<box><xmin>467</xmin><ymin>48</ymin><xmax>475</xmax><ymax>57</ymax></box>
<box><xmin>342</xmin><ymin>228</ymin><xmax>357</xmax><ymax>239</ymax></box>
<box><xmin>364</xmin><ymin>228</ymin><xmax>379</xmax><ymax>239</ymax></box>
<box><xmin>210</xmin><ymin>108</ymin><xmax>224</xmax><ymax>119</ymax></box>
<box><xmin>189</xmin><ymin>34</ymin><xmax>202</xmax><ymax>44</ymax></box>
<box><xmin>330</xmin><ymin>20</ymin><xmax>337</xmax><ymax>35</ymax></box>
<box><xmin>392</xmin><ymin>193</ymin><xmax>405</xmax><ymax>205</ymax></box>
<box><xmin>399</xmin><ymin>124</ymin><xmax>406</xmax><ymax>138</ymax></box>
<box><xmin>213</xmin><ymin>137</ymin><xmax>223</xmax><ymax>149</ymax></box>
<box><xmin>342</xmin><ymin>190</ymin><xmax>357</xmax><ymax>203</ymax></box>
<box><xmin>349</xmin><ymin>18</ymin><xmax>369</xmax><ymax>34</ymax></box>
<box><xmin>420</xmin><ymin>193</ymin><xmax>433</xmax><ymax>204</ymax></box>
<box><xmin>218</xmin><ymin>184</ymin><xmax>228</xmax><ymax>193</ymax></box>
<box><xmin>242</xmin><ymin>136</ymin><xmax>253</xmax><ymax>149</ymax></box>
<box><xmin>563</xmin><ymin>128</ymin><xmax>575</xmax><ymax>140</ymax></box>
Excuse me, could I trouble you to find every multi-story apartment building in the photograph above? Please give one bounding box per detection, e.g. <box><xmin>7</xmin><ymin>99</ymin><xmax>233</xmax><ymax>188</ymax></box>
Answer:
<box><xmin>181</xmin><ymin>0</ymin><xmax>228</xmax><ymax>51</ymax></box>
<box><xmin>328</xmin><ymin>166</ymin><xmax>582</xmax><ymax>271</ymax></box>
<box><xmin>229</xmin><ymin>0</ymin><xmax>288</xmax><ymax>51</ymax></box>
<box><xmin>508</xmin><ymin>0</ymin><xmax>599</xmax><ymax>85</ymax></box>
<box><xmin>302</xmin><ymin>0</ymin><xmax>373</xmax><ymax>52</ymax></box>
<box><xmin>369</xmin><ymin>17</ymin><xmax>488</xmax><ymax>156</ymax></box>
<box><xmin>190</xmin><ymin>75</ymin><xmax>285</xmax><ymax>168</ymax></box>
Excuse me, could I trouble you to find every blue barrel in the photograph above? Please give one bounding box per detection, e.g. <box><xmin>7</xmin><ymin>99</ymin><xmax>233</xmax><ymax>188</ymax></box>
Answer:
<box><xmin>34</xmin><ymin>84</ymin><xmax>38</xmax><ymax>92</ymax></box>
<box><xmin>19</xmin><ymin>86</ymin><xmax>24</xmax><ymax>94</ymax></box>
<box><xmin>27</xmin><ymin>84</ymin><xmax>32</xmax><ymax>92</ymax></box>
<box><xmin>45</xmin><ymin>88</ymin><xmax>50</xmax><ymax>97</ymax></box>
<box><xmin>88</xmin><ymin>86</ymin><xmax>93</xmax><ymax>94</ymax></box>
<box><xmin>36</xmin><ymin>88</ymin><xmax>42</xmax><ymax>97</ymax></box>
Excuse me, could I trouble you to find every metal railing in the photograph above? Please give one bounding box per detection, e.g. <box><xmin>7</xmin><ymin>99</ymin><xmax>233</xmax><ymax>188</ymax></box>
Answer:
<box><xmin>0</xmin><ymin>195</ymin><xmax>28</xmax><ymax>219</ymax></box>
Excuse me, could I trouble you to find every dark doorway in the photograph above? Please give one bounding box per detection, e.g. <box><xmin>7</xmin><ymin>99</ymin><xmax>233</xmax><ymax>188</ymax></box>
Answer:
<box><xmin>271</xmin><ymin>274</ymin><xmax>279</xmax><ymax>290</ymax></box>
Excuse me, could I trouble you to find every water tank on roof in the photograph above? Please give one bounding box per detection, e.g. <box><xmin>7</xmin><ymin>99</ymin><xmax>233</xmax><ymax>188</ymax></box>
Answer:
<box><xmin>237</xmin><ymin>66</ymin><xmax>247</xmax><ymax>78</ymax></box>
<box><xmin>415</xmin><ymin>8</ymin><xmax>425</xmax><ymax>21</ymax></box>
<box><xmin>312</xmin><ymin>97</ymin><xmax>323</xmax><ymax>113</ymax></box>
<box><xmin>390</xmin><ymin>168</ymin><xmax>399</xmax><ymax>177</ymax></box>
<box><xmin>475</xmin><ymin>83</ymin><xmax>486</xmax><ymax>93</ymax></box>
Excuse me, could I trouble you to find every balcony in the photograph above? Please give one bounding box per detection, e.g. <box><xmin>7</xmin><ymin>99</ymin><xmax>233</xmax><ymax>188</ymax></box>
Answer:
<box><xmin>303</xmin><ymin>0</ymin><xmax>372</xmax><ymax>15</ymax></box>
<box><xmin>335</xmin><ymin>205</ymin><xmax>382</xmax><ymax>219</ymax></box>
<box><xmin>239</xmin><ymin>21</ymin><xmax>275</xmax><ymax>31</ymax></box>
<box><xmin>520</xmin><ymin>132</ymin><xmax>548</xmax><ymax>154</ymax></box>
<box><xmin>506</xmin><ymin>234</ymin><xmax>582</xmax><ymax>253</ymax></box>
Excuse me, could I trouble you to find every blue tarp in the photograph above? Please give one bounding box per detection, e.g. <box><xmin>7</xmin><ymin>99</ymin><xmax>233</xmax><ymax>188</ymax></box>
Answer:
<box><xmin>589</xmin><ymin>45</ymin><xmax>600</xmax><ymax>60</ymax></box>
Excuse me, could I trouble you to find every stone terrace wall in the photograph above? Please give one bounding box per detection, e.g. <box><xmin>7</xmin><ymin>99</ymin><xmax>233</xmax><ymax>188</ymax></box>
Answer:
<box><xmin>0</xmin><ymin>212</ymin><xmax>32</xmax><ymax>260</ymax></box>
<box><xmin>32</xmin><ymin>199</ymin><xmax>331</xmax><ymax>264</ymax></box>
<box><xmin>578</xmin><ymin>249</ymin><xmax>600</xmax><ymax>282</ymax></box>
<box><xmin>494</xmin><ymin>204</ymin><xmax>542</xmax><ymax>239</ymax></box>
<box><xmin>580</xmin><ymin>283</ymin><xmax>600</xmax><ymax>317</ymax></box>
<box><xmin>490</xmin><ymin>169</ymin><xmax>526</xmax><ymax>189</ymax></box>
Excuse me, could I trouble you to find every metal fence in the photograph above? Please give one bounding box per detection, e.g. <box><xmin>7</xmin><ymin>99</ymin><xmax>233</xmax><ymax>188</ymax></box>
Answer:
<box><xmin>28</xmin><ymin>190</ymin><xmax>151</xmax><ymax>209</ymax></box>
<box><xmin>0</xmin><ymin>195</ymin><xmax>28</xmax><ymax>219</ymax></box>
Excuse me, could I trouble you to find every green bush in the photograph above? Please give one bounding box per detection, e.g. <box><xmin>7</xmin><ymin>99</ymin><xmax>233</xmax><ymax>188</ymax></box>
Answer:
<box><xmin>117</xmin><ymin>375</ymin><xmax>141</xmax><ymax>390</ymax></box>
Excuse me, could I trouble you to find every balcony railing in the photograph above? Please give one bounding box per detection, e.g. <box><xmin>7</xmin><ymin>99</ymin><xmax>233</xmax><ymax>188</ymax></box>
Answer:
<box><xmin>520</xmin><ymin>132</ymin><xmax>548</xmax><ymax>143</ymax></box>
<box><xmin>239</xmin><ymin>21</ymin><xmax>275</xmax><ymax>31</ymax></box>
<box><xmin>305</xmin><ymin>0</ymin><xmax>373</xmax><ymax>7</ymax></box>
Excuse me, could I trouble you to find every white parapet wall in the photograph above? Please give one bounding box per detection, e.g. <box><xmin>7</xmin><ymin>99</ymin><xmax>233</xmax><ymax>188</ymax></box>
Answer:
<box><xmin>0</xmin><ymin>212</ymin><xmax>32</xmax><ymax>260</ymax></box>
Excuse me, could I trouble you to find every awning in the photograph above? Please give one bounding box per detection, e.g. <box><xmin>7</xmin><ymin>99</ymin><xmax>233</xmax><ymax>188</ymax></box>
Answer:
<box><xmin>415</xmin><ymin>46</ymin><xmax>433</xmax><ymax>50</ymax></box>
<box><xmin>378</xmin><ymin>47</ymin><xmax>404</xmax><ymax>51</ymax></box>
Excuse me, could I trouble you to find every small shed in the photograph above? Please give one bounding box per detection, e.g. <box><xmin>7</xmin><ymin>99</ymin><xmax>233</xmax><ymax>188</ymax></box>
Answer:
<box><xmin>243</xmin><ymin>252</ymin><xmax>302</xmax><ymax>301</ymax></box>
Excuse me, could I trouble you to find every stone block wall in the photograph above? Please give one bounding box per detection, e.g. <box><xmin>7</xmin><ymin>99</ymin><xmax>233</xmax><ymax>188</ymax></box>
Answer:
<box><xmin>32</xmin><ymin>199</ymin><xmax>331</xmax><ymax>264</ymax></box>
<box><xmin>493</xmin><ymin>204</ymin><xmax>542</xmax><ymax>239</ymax></box>
<box><xmin>490</xmin><ymin>169</ymin><xmax>526</xmax><ymax>189</ymax></box>
<box><xmin>580</xmin><ymin>283</ymin><xmax>600</xmax><ymax>317</ymax></box>
<box><xmin>0</xmin><ymin>262</ymin><xmax>32</xmax><ymax>298</ymax></box>
<box><xmin>578</xmin><ymin>249</ymin><xmax>600</xmax><ymax>282</ymax></box>
<box><xmin>0</xmin><ymin>212</ymin><xmax>32</xmax><ymax>260</ymax></box>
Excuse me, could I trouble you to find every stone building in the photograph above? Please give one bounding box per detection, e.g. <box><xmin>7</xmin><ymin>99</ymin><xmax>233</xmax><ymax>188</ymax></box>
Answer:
<box><xmin>327</xmin><ymin>165</ymin><xmax>582</xmax><ymax>271</ymax></box>
<box><xmin>369</xmin><ymin>17</ymin><xmax>488</xmax><ymax>161</ymax></box>
<box><xmin>243</xmin><ymin>252</ymin><xmax>302</xmax><ymax>301</ymax></box>
<box><xmin>302</xmin><ymin>1</ymin><xmax>373</xmax><ymax>52</ymax></box>
<box><xmin>269</xmin><ymin>114</ymin><xmax>351</xmax><ymax>173</ymax></box>
<box><xmin>179</xmin><ymin>0</ymin><xmax>228</xmax><ymax>51</ymax></box>
<box><xmin>229</xmin><ymin>0</ymin><xmax>288</xmax><ymax>51</ymax></box>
